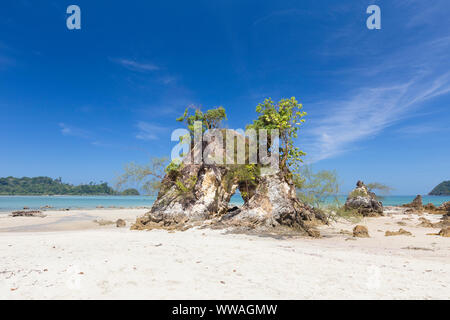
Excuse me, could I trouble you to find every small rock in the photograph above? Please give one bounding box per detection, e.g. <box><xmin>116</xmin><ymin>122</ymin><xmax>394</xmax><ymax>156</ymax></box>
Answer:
<box><xmin>11</xmin><ymin>210</ymin><xmax>46</xmax><ymax>218</ymax></box>
<box><xmin>353</xmin><ymin>225</ymin><xmax>369</xmax><ymax>238</ymax></box>
<box><xmin>385</xmin><ymin>228</ymin><xmax>412</xmax><ymax>236</ymax></box>
<box><xmin>94</xmin><ymin>219</ymin><xmax>114</xmax><ymax>226</ymax></box>
<box><xmin>438</xmin><ymin>227</ymin><xmax>450</xmax><ymax>237</ymax></box>
<box><xmin>116</xmin><ymin>219</ymin><xmax>126</xmax><ymax>228</ymax></box>
<box><xmin>418</xmin><ymin>217</ymin><xmax>434</xmax><ymax>228</ymax></box>
<box><xmin>307</xmin><ymin>229</ymin><xmax>321</xmax><ymax>238</ymax></box>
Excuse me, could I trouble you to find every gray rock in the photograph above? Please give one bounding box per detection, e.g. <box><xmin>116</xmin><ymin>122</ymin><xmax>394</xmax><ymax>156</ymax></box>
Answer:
<box><xmin>116</xmin><ymin>219</ymin><xmax>126</xmax><ymax>228</ymax></box>
<box><xmin>345</xmin><ymin>181</ymin><xmax>383</xmax><ymax>216</ymax></box>
<box><xmin>402</xmin><ymin>195</ymin><xmax>423</xmax><ymax>209</ymax></box>
<box><xmin>226</xmin><ymin>171</ymin><xmax>326</xmax><ymax>235</ymax></box>
<box><xmin>11</xmin><ymin>210</ymin><xmax>46</xmax><ymax>218</ymax></box>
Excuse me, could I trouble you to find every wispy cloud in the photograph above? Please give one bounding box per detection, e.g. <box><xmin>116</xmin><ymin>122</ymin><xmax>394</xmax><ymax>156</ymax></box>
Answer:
<box><xmin>135</xmin><ymin>121</ymin><xmax>168</xmax><ymax>141</ymax></box>
<box><xmin>303</xmin><ymin>30</ymin><xmax>450</xmax><ymax>162</ymax></box>
<box><xmin>111</xmin><ymin>58</ymin><xmax>159</xmax><ymax>72</ymax></box>
<box><xmin>303</xmin><ymin>72</ymin><xmax>450</xmax><ymax>162</ymax></box>
<box><xmin>396</xmin><ymin>124</ymin><xmax>449</xmax><ymax>136</ymax></box>
<box><xmin>58</xmin><ymin>123</ymin><xmax>90</xmax><ymax>139</ymax></box>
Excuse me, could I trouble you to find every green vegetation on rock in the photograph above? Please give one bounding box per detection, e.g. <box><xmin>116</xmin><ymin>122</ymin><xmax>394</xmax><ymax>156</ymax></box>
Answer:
<box><xmin>429</xmin><ymin>181</ymin><xmax>450</xmax><ymax>195</ymax></box>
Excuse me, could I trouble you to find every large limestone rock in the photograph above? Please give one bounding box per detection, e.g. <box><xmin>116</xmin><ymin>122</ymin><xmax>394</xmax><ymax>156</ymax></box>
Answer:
<box><xmin>133</xmin><ymin>130</ymin><xmax>242</xmax><ymax>230</ymax></box>
<box><xmin>223</xmin><ymin>170</ymin><xmax>326</xmax><ymax>235</ymax></box>
<box><xmin>132</xmin><ymin>163</ymin><xmax>236</xmax><ymax>229</ymax></box>
<box><xmin>132</xmin><ymin>129</ymin><xmax>326</xmax><ymax>235</ymax></box>
<box><xmin>344</xmin><ymin>181</ymin><xmax>383</xmax><ymax>216</ymax></box>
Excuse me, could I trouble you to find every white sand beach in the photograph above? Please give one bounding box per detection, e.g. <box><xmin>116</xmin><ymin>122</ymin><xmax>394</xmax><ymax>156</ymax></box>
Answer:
<box><xmin>0</xmin><ymin>208</ymin><xmax>449</xmax><ymax>299</ymax></box>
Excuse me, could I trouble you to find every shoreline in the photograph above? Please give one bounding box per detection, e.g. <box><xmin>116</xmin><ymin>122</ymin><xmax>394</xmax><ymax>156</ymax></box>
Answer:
<box><xmin>1</xmin><ymin>195</ymin><xmax>450</xmax><ymax>213</ymax></box>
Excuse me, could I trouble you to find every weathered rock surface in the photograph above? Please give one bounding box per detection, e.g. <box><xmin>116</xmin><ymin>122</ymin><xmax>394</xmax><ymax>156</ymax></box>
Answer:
<box><xmin>402</xmin><ymin>195</ymin><xmax>423</xmax><ymax>209</ymax></box>
<box><xmin>132</xmin><ymin>130</ymin><xmax>326</xmax><ymax>235</ymax></box>
<box><xmin>344</xmin><ymin>181</ymin><xmax>383</xmax><ymax>216</ymax></box>
<box><xmin>133</xmin><ymin>131</ymin><xmax>239</xmax><ymax>230</ymax></box>
<box><xmin>385</xmin><ymin>228</ymin><xmax>412</xmax><ymax>236</ymax></box>
<box><xmin>423</xmin><ymin>203</ymin><xmax>436</xmax><ymax>211</ymax></box>
<box><xmin>353</xmin><ymin>225</ymin><xmax>369</xmax><ymax>238</ymax></box>
<box><xmin>116</xmin><ymin>219</ymin><xmax>126</xmax><ymax>228</ymax></box>
<box><xmin>438</xmin><ymin>227</ymin><xmax>450</xmax><ymax>237</ymax></box>
<box><xmin>438</xmin><ymin>201</ymin><xmax>450</xmax><ymax>212</ymax></box>
<box><xmin>10</xmin><ymin>210</ymin><xmax>46</xmax><ymax>218</ymax></box>
<box><xmin>132</xmin><ymin>164</ymin><xmax>236</xmax><ymax>230</ymax></box>
<box><xmin>222</xmin><ymin>170</ymin><xmax>327</xmax><ymax>236</ymax></box>
<box><xmin>418</xmin><ymin>217</ymin><xmax>435</xmax><ymax>228</ymax></box>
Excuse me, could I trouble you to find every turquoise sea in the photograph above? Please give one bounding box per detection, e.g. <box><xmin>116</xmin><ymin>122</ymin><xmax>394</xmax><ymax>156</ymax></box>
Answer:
<box><xmin>0</xmin><ymin>194</ymin><xmax>449</xmax><ymax>212</ymax></box>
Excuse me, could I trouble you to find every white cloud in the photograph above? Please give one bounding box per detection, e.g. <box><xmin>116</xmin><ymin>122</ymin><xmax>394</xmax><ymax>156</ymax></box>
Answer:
<box><xmin>303</xmin><ymin>72</ymin><xmax>450</xmax><ymax>162</ymax></box>
<box><xmin>300</xmin><ymin>5</ymin><xmax>450</xmax><ymax>164</ymax></box>
<box><xmin>111</xmin><ymin>58</ymin><xmax>159</xmax><ymax>72</ymax></box>
<box><xmin>58</xmin><ymin>123</ymin><xmax>90</xmax><ymax>139</ymax></box>
<box><xmin>135</xmin><ymin>121</ymin><xmax>167</xmax><ymax>141</ymax></box>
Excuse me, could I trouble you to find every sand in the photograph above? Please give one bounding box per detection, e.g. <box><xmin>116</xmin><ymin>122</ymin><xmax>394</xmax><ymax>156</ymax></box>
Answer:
<box><xmin>0</xmin><ymin>207</ymin><xmax>449</xmax><ymax>299</ymax></box>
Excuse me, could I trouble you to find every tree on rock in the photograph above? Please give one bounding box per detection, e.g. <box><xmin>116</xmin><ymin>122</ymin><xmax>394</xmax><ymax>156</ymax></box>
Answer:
<box><xmin>128</xmin><ymin>99</ymin><xmax>327</xmax><ymax>235</ymax></box>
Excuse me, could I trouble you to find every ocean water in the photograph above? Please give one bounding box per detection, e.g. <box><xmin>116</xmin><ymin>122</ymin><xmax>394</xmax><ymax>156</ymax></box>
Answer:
<box><xmin>0</xmin><ymin>194</ymin><xmax>449</xmax><ymax>212</ymax></box>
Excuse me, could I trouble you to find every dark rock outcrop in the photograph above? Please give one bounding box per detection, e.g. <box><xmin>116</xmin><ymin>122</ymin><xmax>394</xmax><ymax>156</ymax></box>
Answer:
<box><xmin>402</xmin><ymin>195</ymin><xmax>423</xmax><ymax>209</ymax></box>
<box><xmin>10</xmin><ymin>210</ymin><xmax>46</xmax><ymax>218</ymax></box>
<box><xmin>344</xmin><ymin>181</ymin><xmax>383</xmax><ymax>216</ymax></box>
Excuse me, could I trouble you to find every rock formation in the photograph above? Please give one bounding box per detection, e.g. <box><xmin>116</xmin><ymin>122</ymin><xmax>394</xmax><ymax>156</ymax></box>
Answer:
<box><xmin>344</xmin><ymin>181</ymin><xmax>383</xmax><ymax>216</ymax></box>
<box><xmin>353</xmin><ymin>225</ymin><xmax>369</xmax><ymax>238</ymax></box>
<box><xmin>385</xmin><ymin>228</ymin><xmax>412</xmax><ymax>236</ymax></box>
<box><xmin>132</xmin><ymin>130</ymin><xmax>326</xmax><ymax>235</ymax></box>
<box><xmin>116</xmin><ymin>219</ymin><xmax>126</xmax><ymax>228</ymax></box>
<box><xmin>222</xmin><ymin>170</ymin><xmax>326</xmax><ymax>236</ymax></box>
<box><xmin>10</xmin><ymin>210</ymin><xmax>46</xmax><ymax>218</ymax></box>
<box><xmin>438</xmin><ymin>201</ymin><xmax>450</xmax><ymax>212</ymax></box>
<box><xmin>402</xmin><ymin>195</ymin><xmax>423</xmax><ymax>209</ymax></box>
<box><xmin>439</xmin><ymin>227</ymin><xmax>450</xmax><ymax>237</ymax></box>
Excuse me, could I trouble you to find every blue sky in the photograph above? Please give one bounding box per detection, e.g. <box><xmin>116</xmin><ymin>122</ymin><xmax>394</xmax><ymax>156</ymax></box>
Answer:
<box><xmin>0</xmin><ymin>0</ymin><xmax>449</xmax><ymax>194</ymax></box>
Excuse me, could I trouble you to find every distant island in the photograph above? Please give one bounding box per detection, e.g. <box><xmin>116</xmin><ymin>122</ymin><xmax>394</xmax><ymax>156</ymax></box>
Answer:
<box><xmin>429</xmin><ymin>181</ymin><xmax>450</xmax><ymax>196</ymax></box>
<box><xmin>0</xmin><ymin>176</ymin><xmax>139</xmax><ymax>196</ymax></box>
